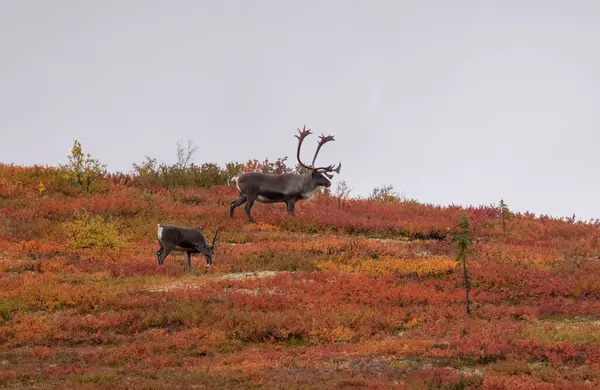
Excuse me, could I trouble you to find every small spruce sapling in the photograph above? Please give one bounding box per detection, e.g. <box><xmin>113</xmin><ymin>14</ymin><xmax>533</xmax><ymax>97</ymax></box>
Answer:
<box><xmin>455</xmin><ymin>213</ymin><xmax>473</xmax><ymax>317</ymax></box>
<box><xmin>499</xmin><ymin>199</ymin><xmax>510</xmax><ymax>236</ymax></box>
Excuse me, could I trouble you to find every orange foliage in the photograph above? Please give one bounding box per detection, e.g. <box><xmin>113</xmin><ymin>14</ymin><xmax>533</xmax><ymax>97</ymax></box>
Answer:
<box><xmin>2</xmin><ymin>162</ymin><xmax>600</xmax><ymax>388</ymax></box>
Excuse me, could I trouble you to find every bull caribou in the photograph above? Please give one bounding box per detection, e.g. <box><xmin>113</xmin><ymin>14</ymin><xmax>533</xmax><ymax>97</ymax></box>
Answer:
<box><xmin>230</xmin><ymin>126</ymin><xmax>341</xmax><ymax>223</ymax></box>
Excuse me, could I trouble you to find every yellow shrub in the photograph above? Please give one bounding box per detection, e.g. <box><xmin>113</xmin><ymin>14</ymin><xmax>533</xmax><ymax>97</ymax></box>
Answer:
<box><xmin>308</xmin><ymin>325</ymin><xmax>356</xmax><ymax>343</ymax></box>
<box><xmin>314</xmin><ymin>260</ymin><xmax>339</xmax><ymax>272</ymax></box>
<box><xmin>64</xmin><ymin>209</ymin><xmax>122</xmax><ymax>250</ymax></box>
<box><xmin>316</xmin><ymin>256</ymin><xmax>457</xmax><ymax>277</ymax></box>
<box><xmin>242</xmin><ymin>222</ymin><xmax>280</xmax><ymax>232</ymax></box>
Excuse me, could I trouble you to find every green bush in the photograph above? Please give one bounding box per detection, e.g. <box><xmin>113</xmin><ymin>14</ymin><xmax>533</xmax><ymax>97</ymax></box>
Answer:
<box><xmin>131</xmin><ymin>139</ymin><xmax>302</xmax><ymax>189</ymax></box>
<box><xmin>368</xmin><ymin>184</ymin><xmax>405</xmax><ymax>203</ymax></box>
<box><xmin>131</xmin><ymin>157</ymin><xmax>233</xmax><ymax>188</ymax></box>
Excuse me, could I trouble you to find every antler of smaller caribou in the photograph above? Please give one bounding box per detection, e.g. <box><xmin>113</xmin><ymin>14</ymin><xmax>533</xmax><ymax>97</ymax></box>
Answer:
<box><xmin>212</xmin><ymin>228</ymin><xmax>220</xmax><ymax>248</ymax></box>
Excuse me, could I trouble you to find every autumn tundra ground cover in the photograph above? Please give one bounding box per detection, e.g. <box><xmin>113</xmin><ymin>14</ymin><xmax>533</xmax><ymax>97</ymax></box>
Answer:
<box><xmin>2</xmin><ymin>155</ymin><xmax>600</xmax><ymax>389</ymax></box>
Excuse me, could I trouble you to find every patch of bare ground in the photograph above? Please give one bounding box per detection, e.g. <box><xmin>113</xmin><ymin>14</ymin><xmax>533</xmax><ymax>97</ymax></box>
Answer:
<box><xmin>366</xmin><ymin>237</ymin><xmax>411</xmax><ymax>244</ymax></box>
<box><xmin>147</xmin><ymin>270</ymin><xmax>286</xmax><ymax>293</ymax></box>
<box><xmin>215</xmin><ymin>270</ymin><xmax>284</xmax><ymax>281</ymax></box>
<box><xmin>0</xmin><ymin>257</ymin><xmax>30</xmax><ymax>262</ymax></box>
<box><xmin>223</xmin><ymin>287</ymin><xmax>281</xmax><ymax>296</ymax></box>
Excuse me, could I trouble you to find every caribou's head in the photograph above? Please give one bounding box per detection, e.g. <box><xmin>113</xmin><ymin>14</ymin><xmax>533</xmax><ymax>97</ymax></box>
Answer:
<box><xmin>295</xmin><ymin>125</ymin><xmax>342</xmax><ymax>189</ymax></box>
<box><xmin>199</xmin><ymin>228</ymin><xmax>220</xmax><ymax>266</ymax></box>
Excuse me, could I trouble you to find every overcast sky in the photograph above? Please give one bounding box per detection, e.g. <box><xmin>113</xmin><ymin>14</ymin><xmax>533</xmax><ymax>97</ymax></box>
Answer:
<box><xmin>1</xmin><ymin>1</ymin><xmax>599</xmax><ymax>220</ymax></box>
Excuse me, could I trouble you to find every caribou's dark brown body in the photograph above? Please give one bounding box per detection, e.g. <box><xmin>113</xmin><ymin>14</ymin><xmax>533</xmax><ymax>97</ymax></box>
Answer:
<box><xmin>230</xmin><ymin>126</ymin><xmax>341</xmax><ymax>223</ymax></box>
<box><xmin>156</xmin><ymin>224</ymin><xmax>220</xmax><ymax>271</ymax></box>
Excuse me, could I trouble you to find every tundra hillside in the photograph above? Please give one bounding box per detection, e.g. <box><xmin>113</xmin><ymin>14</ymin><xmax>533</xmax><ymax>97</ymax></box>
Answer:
<box><xmin>2</xmin><ymin>144</ymin><xmax>600</xmax><ymax>388</ymax></box>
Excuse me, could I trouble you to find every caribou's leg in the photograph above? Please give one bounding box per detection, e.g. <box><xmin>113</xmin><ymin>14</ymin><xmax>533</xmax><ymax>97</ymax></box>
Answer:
<box><xmin>185</xmin><ymin>251</ymin><xmax>193</xmax><ymax>272</ymax></box>
<box><xmin>245</xmin><ymin>196</ymin><xmax>257</xmax><ymax>223</ymax></box>
<box><xmin>286</xmin><ymin>200</ymin><xmax>295</xmax><ymax>216</ymax></box>
<box><xmin>230</xmin><ymin>195</ymin><xmax>247</xmax><ymax>218</ymax></box>
<box><xmin>156</xmin><ymin>242</ymin><xmax>164</xmax><ymax>264</ymax></box>
<box><xmin>158</xmin><ymin>246</ymin><xmax>172</xmax><ymax>265</ymax></box>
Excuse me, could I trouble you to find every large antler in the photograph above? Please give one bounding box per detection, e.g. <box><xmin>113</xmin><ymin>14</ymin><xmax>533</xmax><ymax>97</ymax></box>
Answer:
<box><xmin>295</xmin><ymin>125</ymin><xmax>342</xmax><ymax>175</ymax></box>
<box><xmin>311</xmin><ymin>133</ymin><xmax>341</xmax><ymax>174</ymax></box>
<box><xmin>295</xmin><ymin>125</ymin><xmax>314</xmax><ymax>170</ymax></box>
<box><xmin>311</xmin><ymin>134</ymin><xmax>335</xmax><ymax>166</ymax></box>
<box><xmin>316</xmin><ymin>162</ymin><xmax>342</xmax><ymax>175</ymax></box>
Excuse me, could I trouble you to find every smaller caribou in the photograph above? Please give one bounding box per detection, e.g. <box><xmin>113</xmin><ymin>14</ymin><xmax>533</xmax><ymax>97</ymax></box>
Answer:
<box><xmin>156</xmin><ymin>224</ymin><xmax>220</xmax><ymax>271</ymax></box>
